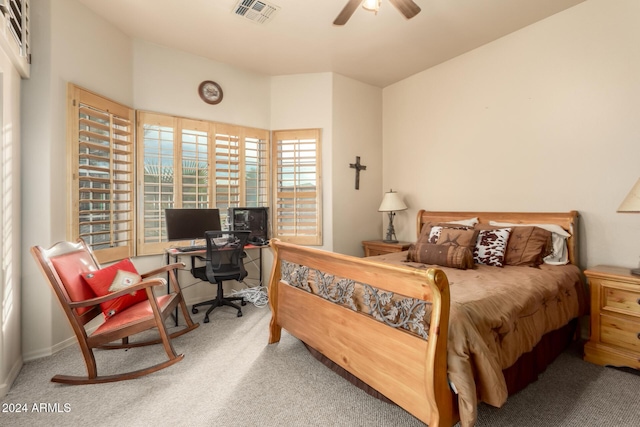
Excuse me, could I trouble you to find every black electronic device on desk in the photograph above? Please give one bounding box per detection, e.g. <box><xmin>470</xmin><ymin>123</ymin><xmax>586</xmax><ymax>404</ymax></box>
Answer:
<box><xmin>228</xmin><ymin>207</ymin><xmax>269</xmax><ymax>242</ymax></box>
<box><xmin>165</xmin><ymin>208</ymin><xmax>222</xmax><ymax>246</ymax></box>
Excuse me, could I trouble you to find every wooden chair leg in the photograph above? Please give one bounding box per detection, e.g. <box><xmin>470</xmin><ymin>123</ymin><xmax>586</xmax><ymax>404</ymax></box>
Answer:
<box><xmin>51</xmin><ymin>355</ymin><xmax>185</xmax><ymax>385</ymax></box>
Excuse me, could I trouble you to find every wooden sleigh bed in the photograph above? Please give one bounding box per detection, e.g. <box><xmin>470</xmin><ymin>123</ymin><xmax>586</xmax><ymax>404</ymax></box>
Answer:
<box><xmin>267</xmin><ymin>211</ymin><xmax>586</xmax><ymax>427</ymax></box>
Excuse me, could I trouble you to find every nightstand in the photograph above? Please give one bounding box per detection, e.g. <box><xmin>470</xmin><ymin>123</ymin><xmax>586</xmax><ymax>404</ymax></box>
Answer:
<box><xmin>583</xmin><ymin>265</ymin><xmax>640</xmax><ymax>370</ymax></box>
<box><xmin>362</xmin><ymin>240</ymin><xmax>411</xmax><ymax>257</ymax></box>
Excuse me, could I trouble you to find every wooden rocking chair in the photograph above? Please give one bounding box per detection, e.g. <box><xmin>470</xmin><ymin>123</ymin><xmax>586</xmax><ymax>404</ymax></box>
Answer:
<box><xmin>31</xmin><ymin>239</ymin><xmax>199</xmax><ymax>385</ymax></box>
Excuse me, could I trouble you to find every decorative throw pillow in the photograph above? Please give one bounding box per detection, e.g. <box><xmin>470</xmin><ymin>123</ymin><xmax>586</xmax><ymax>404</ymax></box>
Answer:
<box><xmin>419</xmin><ymin>222</ymin><xmax>472</xmax><ymax>243</ymax></box>
<box><xmin>429</xmin><ymin>226</ymin><xmax>479</xmax><ymax>250</ymax></box>
<box><xmin>407</xmin><ymin>243</ymin><xmax>474</xmax><ymax>270</ymax></box>
<box><xmin>81</xmin><ymin>258</ymin><xmax>145</xmax><ymax>318</ymax></box>
<box><xmin>489</xmin><ymin>221</ymin><xmax>571</xmax><ymax>265</ymax></box>
<box><xmin>503</xmin><ymin>226</ymin><xmax>553</xmax><ymax>266</ymax></box>
<box><xmin>473</xmin><ymin>228</ymin><xmax>512</xmax><ymax>267</ymax></box>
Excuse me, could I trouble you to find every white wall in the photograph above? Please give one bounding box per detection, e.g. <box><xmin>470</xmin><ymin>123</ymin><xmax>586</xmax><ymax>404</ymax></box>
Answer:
<box><xmin>383</xmin><ymin>0</ymin><xmax>640</xmax><ymax>269</ymax></box>
<box><xmin>133</xmin><ymin>40</ymin><xmax>271</xmax><ymax>130</ymax></box>
<box><xmin>332</xmin><ymin>74</ymin><xmax>383</xmax><ymax>256</ymax></box>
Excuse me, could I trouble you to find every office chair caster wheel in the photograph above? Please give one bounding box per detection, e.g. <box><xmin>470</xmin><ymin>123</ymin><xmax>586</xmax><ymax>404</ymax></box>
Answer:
<box><xmin>204</xmin><ymin>316</ymin><xmax>210</xmax><ymax>323</ymax></box>
<box><xmin>192</xmin><ymin>307</ymin><xmax>199</xmax><ymax>314</ymax></box>
<box><xmin>237</xmin><ymin>311</ymin><xmax>243</xmax><ymax>317</ymax></box>
<box><xmin>241</xmin><ymin>300</ymin><xmax>247</xmax><ymax>306</ymax></box>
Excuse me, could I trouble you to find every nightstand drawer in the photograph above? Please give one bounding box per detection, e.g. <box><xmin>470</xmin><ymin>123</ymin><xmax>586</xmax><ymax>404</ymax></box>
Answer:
<box><xmin>601</xmin><ymin>284</ymin><xmax>640</xmax><ymax>316</ymax></box>
<box><xmin>600</xmin><ymin>313</ymin><xmax>640</xmax><ymax>352</ymax></box>
<box><xmin>367</xmin><ymin>248</ymin><xmax>390</xmax><ymax>257</ymax></box>
<box><xmin>362</xmin><ymin>240</ymin><xmax>411</xmax><ymax>257</ymax></box>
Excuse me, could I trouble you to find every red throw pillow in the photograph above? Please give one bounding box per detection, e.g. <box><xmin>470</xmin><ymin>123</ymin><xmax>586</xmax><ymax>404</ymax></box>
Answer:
<box><xmin>81</xmin><ymin>259</ymin><xmax>145</xmax><ymax>318</ymax></box>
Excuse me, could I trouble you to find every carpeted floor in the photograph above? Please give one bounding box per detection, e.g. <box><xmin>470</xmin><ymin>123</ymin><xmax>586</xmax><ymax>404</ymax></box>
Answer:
<box><xmin>1</xmin><ymin>305</ymin><xmax>639</xmax><ymax>426</ymax></box>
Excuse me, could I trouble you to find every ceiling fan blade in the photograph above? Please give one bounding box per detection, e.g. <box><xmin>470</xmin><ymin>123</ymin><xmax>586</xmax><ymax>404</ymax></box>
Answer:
<box><xmin>388</xmin><ymin>0</ymin><xmax>421</xmax><ymax>19</ymax></box>
<box><xmin>333</xmin><ymin>0</ymin><xmax>364</xmax><ymax>26</ymax></box>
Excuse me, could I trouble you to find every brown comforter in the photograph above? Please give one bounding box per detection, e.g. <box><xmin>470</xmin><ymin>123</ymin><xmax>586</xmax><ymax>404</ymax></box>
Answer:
<box><xmin>364</xmin><ymin>251</ymin><xmax>586</xmax><ymax>427</ymax></box>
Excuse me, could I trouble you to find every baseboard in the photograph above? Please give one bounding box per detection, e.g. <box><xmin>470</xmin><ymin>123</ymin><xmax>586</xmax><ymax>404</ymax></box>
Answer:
<box><xmin>23</xmin><ymin>324</ymin><xmax>99</xmax><ymax>362</ymax></box>
<box><xmin>0</xmin><ymin>357</ymin><xmax>23</xmax><ymax>398</ymax></box>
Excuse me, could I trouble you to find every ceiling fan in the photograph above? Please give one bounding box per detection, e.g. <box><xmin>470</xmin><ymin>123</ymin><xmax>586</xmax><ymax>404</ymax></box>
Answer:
<box><xmin>333</xmin><ymin>0</ymin><xmax>421</xmax><ymax>26</ymax></box>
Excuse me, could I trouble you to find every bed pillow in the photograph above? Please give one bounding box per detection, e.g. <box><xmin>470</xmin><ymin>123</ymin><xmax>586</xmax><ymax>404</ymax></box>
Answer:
<box><xmin>445</xmin><ymin>217</ymin><xmax>479</xmax><ymax>227</ymax></box>
<box><xmin>473</xmin><ymin>227</ymin><xmax>512</xmax><ymax>267</ymax></box>
<box><xmin>489</xmin><ymin>221</ymin><xmax>570</xmax><ymax>265</ymax></box>
<box><xmin>81</xmin><ymin>258</ymin><xmax>146</xmax><ymax>318</ymax></box>
<box><xmin>407</xmin><ymin>243</ymin><xmax>474</xmax><ymax>270</ymax></box>
<box><xmin>428</xmin><ymin>226</ymin><xmax>479</xmax><ymax>250</ymax></box>
<box><xmin>418</xmin><ymin>221</ymin><xmax>473</xmax><ymax>242</ymax></box>
<box><xmin>502</xmin><ymin>226</ymin><xmax>552</xmax><ymax>266</ymax></box>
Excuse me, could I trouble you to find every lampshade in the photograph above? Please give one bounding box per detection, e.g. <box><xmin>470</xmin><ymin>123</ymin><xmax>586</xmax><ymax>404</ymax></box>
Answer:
<box><xmin>618</xmin><ymin>178</ymin><xmax>640</xmax><ymax>212</ymax></box>
<box><xmin>378</xmin><ymin>190</ymin><xmax>408</xmax><ymax>212</ymax></box>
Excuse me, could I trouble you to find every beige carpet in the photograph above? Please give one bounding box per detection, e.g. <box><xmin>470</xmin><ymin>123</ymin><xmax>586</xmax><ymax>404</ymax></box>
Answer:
<box><xmin>1</xmin><ymin>304</ymin><xmax>639</xmax><ymax>426</ymax></box>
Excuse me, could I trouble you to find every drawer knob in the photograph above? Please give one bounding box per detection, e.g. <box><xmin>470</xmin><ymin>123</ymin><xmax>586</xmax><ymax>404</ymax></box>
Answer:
<box><xmin>637</xmin><ymin>298</ymin><xmax>640</xmax><ymax>305</ymax></box>
<box><xmin>638</xmin><ymin>332</ymin><xmax>640</xmax><ymax>340</ymax></box>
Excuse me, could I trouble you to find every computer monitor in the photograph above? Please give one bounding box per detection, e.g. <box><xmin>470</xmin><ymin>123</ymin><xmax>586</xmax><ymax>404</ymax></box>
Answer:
<box><xmin>164</xmin><ymin>208</ymin><xmax>222</xmax><ymax>241</ymax></box>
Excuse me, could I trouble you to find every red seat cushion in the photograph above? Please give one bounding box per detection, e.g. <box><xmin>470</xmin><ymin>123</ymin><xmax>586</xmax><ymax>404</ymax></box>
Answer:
<box><xmin>82</xmin><ymin>259</ymin><xmax>147</xmax><ymax>318</ymax></box>
<box><xmin>92</xmin><ymin>294</ymin><xmax>174</xmax><ymax>336</ymax></box>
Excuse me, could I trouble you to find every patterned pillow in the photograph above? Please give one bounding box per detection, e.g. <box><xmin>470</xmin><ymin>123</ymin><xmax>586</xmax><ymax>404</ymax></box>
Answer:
<box><xmin>419</xmin><ymin>222</ymin><xmax>472</xmax><ymax>243</ymax></box>
<box><xmin>82</xmin><ymin>258</ymin><xmax>145</xmax><ymax>318</ymax></box>
<box><xmin>428</xmin><ymin>226</ymin><xmax>479</xmax><ymax>250</ymax></box>
<box><xmin>407</xmin><ymin>243</ymin><xmax>474</xmax><ymax>270</ymax></box>
<box><xmin>473</xmin><ymin>228</ymin><xmax>512</xmax><ymax>267</ymax></box>
<box><xmin>504</xmin><ymin>226</ymin><xmax>552</xmax><ymax>266</ymax></box>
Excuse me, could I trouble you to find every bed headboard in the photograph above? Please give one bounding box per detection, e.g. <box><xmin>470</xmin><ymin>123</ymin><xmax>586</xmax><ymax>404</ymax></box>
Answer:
<box><xmin>416</xmin><ymin>210</ymin><xmax>580</xmax><ymax>266</ymax></box>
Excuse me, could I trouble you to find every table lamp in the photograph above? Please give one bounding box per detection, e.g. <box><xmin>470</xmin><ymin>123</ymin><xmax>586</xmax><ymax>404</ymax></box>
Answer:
<box><xmin>617</xmin><ymin>177</ymin><xmax>640</xmax><ymax>275</ymax></box>
<box><xmin>378</xmin><ymin>189</ymin><xmax>408</xmax><ymax>243</ymax></box>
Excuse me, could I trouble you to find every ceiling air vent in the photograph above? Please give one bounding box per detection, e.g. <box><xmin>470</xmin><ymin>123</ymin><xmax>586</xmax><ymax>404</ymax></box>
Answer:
<box><xmin>233</xmin><ymin>0</ymin><xmax>280</xmax><ymax>24</ymax></box>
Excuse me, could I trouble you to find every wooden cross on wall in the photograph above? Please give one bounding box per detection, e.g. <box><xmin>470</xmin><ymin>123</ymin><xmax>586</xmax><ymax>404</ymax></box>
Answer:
<box><xmin>349</xmin><ymin>156</ymin><xmax>367</xmax><ymax>190</ymax></box>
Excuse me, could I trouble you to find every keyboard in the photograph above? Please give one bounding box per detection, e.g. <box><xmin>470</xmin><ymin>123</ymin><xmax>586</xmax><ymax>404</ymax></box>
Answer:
<box><xmin>174</xmin><ymin>245</ymin><xmax>207</xmax><ymax>252</ymax></box>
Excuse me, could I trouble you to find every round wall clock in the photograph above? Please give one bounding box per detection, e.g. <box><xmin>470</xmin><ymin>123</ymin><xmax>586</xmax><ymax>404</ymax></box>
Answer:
<box><xmin>198</xmin><ymin>80</ymin><xmax>223</xmax><ymax>105</ymax></box>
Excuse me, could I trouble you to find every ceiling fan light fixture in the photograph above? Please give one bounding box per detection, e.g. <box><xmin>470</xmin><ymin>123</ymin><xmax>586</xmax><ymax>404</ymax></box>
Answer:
<box><xmin>362</xmin><ymin>0</ymin><xmax>381</xmax><ymax>13</ymax></box>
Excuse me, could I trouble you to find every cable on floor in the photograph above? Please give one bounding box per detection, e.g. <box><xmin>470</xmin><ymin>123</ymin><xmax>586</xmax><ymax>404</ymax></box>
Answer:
<box><xmin>230</xmin><ymin>286</ymin><xmax>269</xmax><ymax>308</ymax></box>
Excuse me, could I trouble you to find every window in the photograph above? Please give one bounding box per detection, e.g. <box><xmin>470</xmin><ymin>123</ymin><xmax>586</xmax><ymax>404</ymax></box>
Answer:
<box><xmin>67</xmin><ymin>84</ymin><xmax>135</xmax><ymax>263</ymax></box>
<box><xmin>137</xmin><ymin>111</ymin><xmax>269</xmax><ymax>255</ymax></box>
<box><xmin>272</xmin><ymin>129</ymin><xmax>322</xmax><ymax>245</ymax></box>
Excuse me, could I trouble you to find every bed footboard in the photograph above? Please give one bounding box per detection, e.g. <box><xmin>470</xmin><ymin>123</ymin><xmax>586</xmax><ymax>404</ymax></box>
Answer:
<box><xmin>267</xmin><ymin>239</ymin><xmax>458</xmax><ymax>427</ymax></box>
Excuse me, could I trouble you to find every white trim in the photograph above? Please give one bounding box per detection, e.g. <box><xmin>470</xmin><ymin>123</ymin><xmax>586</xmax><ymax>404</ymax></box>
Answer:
<box><xmin>0</xmin><ymin>356</ymin><xmax>22</xmax><ymax>398</ymax></box>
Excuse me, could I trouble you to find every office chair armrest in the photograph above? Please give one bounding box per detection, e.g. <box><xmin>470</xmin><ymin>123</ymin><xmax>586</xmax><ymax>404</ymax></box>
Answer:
<box><xmin>68</xmin><ymin>278</ymin><xmax>167</xmax><ymax>308</ymax></box>
<box><xmin>141</xmin><ymin>262</ymin><xmax>186</xmax><ymax>279</ymax></box>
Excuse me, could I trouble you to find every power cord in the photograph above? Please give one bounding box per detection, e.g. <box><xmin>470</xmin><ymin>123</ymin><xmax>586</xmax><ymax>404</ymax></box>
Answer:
<box><xmin>230</xmin><ymin>286</ymin><xmax>269</xmax><ymax>308</ymax></box>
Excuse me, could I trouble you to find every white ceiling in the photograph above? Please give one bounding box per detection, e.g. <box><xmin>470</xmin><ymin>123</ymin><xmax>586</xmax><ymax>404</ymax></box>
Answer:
<box><xmin>75</xmin><ymin>0</ymin><xmax>585</xmax><ymax>88</ymax></box>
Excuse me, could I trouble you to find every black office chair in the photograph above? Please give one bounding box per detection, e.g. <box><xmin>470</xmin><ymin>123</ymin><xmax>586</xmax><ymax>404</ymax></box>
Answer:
<box><xmin>191</xmin><ymin>230</ymin><xmax>250</xmax><ymax>323</ymax></box>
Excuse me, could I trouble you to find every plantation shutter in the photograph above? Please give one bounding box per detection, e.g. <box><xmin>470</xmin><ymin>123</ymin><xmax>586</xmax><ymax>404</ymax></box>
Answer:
<box><xmin>213</xmin><ymin>123</ymin><xmax>241</xmax><ymax>228</ymax></box>
<box><xmin>68</xmin><ymin>84</ymin><xmax>134</xmax><ymax>263</ymax></box>
<box><xmin>7</xmin><ymin>0</ymin><xmax>30</xmax><ymax>60</ymax></box>
<box><xmin>243</xmin><ymin>127</ymin><xmax>270</xmax><ymax>207</ymax></box>
<box><xmin>272</xmin><ymin>129</ymin><xmax>322</xmax><ymax>245</ymax></box>
<box><xmin>181</xmin><ymin>119</ymin><xmax>211</xmax><ymax>209</ymax></box>
<box><xmin>137</xmin><ymin>112</ymin><xmax>177</xmax><ymax>255</ymax></box>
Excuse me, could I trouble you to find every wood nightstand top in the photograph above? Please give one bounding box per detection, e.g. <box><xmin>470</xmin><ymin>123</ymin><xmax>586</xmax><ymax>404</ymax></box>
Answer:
<box><xmin>584</xmin><ymin>265</ymin><xmax>640</xmax><ymax>285</ymax></box>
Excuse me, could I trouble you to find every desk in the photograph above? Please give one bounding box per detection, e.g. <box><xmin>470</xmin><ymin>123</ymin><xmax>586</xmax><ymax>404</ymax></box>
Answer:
<box><xmin>165</xmin><ymin>244</ymin><xmax>268</xmax><ymax>324</ymax></box>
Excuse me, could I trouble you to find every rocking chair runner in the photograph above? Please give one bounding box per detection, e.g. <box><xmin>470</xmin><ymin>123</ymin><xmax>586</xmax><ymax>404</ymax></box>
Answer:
<box><xmin>31</xmin><ymin>239</ymin><xmax>199</xmax><ymax>385</ymax></box>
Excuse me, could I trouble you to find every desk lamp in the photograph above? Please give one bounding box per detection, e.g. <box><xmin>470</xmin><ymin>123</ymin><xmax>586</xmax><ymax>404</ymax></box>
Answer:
<box><xmin>617</xmin><ymin>177</ymin><xmax>640</xmax><ymax>275</ymax></box>
<box><xmin>378</xmin><ymin>189</ymin><xmax>408</xmax><ymax>243</ymax></box>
